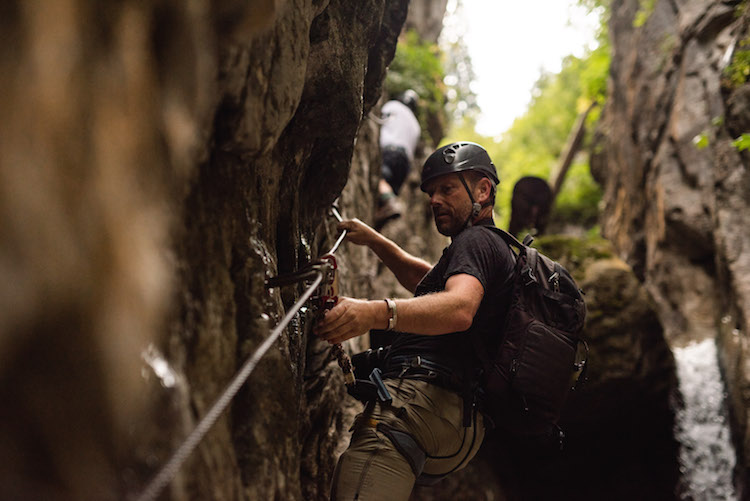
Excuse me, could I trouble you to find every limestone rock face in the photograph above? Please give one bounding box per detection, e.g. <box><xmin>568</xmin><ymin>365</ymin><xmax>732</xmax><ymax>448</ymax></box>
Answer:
<box><xmin>591</xmin><ymin>0</ymin><xmax>750</xmax><ymax>490</ymax></box>
<box><xmin>0</xmin><ymin>1</ymin><xmax>409</xmax><ymax>500</ymax></box>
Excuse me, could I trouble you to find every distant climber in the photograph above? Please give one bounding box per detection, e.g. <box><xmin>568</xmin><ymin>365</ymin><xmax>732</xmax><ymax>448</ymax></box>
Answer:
<box><xmin>374</xmin><ymin>89</ymin><xmax>422</xmax><ymax>230</ymax></box>
<box><xmin>508</xmin><ymin>176</ymin><xmax>553</xmax><ymax>237</ymax></box>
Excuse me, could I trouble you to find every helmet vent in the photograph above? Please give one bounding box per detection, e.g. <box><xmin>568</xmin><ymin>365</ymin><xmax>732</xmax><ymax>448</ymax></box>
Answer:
<box><xmin>443</xmin><ymin>148</ymin><xmax>456</xmax><ymax>164</ymax></box>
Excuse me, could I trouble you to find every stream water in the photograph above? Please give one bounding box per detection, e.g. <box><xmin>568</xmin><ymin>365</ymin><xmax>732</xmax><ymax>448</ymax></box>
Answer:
<box><xmin>673</xmin><ymin>339</ymin><xmax>738</xmax><ymax>501</ymax></box>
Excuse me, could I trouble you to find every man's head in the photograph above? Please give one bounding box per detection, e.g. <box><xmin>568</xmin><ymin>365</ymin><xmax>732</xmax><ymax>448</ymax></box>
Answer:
<box><xmin>420</xmin><ymin>142</ymin><xmax>499</xmax><ymax>236</ymax></box>
<box><xmin>396</xmin><ymin>89</ymin><xmax>419</xmax><ymax>114</ymax></box>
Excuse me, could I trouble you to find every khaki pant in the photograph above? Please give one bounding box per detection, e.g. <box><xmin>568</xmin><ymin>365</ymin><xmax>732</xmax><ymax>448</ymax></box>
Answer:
<box><xmin>331</xmin><ymin>379</ymin><xmax>485</xmax><ymax>501</ymax></box>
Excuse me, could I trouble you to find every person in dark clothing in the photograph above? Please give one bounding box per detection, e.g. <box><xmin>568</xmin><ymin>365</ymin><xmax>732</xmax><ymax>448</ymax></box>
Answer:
<box><xmin>315</xmin><ymin>142</ymin><xmax>515</xmax><ymax>501</ymax></box>
<box><xmin>508</xmin><ymin>176</ymin><xmax>553</xmax><ymax>237</ymax></box>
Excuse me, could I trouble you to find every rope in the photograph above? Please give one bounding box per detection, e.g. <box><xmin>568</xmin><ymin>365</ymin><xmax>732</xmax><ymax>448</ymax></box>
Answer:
<box><xmin>134</xmin><ymin>272</ymin><xmax>323</xmax><ymax>501</ymax></box>
<box><xmin>135</xmin><ymin>206</ymin><xmax>351</xmax><ymax>501</ymax></box>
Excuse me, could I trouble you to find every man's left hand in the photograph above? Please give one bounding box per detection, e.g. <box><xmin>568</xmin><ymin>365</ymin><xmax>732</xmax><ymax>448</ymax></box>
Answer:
<box><xmin>313</xmin><ymin>297</ymin><xmax>383</xmax><ymax>345</ymax></box>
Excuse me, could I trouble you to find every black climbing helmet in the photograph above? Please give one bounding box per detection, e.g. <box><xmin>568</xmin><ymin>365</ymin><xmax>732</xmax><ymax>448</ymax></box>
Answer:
<box><xmin>420</xmin><ymin>141</ymin><xmax>499</xmax><ymax>192</ymax></box>
<box><xmin>396</xmin><ymin>89</ymin><xmax>419</xmax><ymax>114</ymax></box>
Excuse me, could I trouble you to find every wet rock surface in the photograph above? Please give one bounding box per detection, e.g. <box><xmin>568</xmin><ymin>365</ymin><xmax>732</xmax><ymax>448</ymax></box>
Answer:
<box><xmin>2</xmin><ymin>0</ymin><xmax>747</xmax><ymax>499</ymax></box>
<box><xmin>592</xmin><ymin>0</ymin><xmax>750</xmax><ymax>493</ymax></box>
<box><xmin>0</xmin><ymin>1</ymin><xmax>408</xmax><ymax>499</ymax></box>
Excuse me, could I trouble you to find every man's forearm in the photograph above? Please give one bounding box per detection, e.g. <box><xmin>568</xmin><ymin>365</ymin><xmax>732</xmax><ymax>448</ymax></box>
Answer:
<box><xmin>368</xmin><ymin>235</ymin><xmax>432</xmax><ymax>293</ymax></box>
<box><xmin>314</xmin><ymin>291</ymin><xmax>474</xmax><ymax>345</ymax></box>
<box><xmin>314</xmin><ymin>275</ymin><xmax>484</xmax><ymax>345</ymax></box>
<box><xmin>389</xmin><ymin>292</ymin><xmax>475</xmax><ymax>335</ymax></box>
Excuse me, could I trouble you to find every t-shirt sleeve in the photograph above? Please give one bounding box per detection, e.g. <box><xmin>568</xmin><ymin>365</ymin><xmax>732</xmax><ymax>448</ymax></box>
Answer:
<box><xmin>442</xmin><ymin>227</ymin><xmax>512</xmax><ymax>291</ymax></box>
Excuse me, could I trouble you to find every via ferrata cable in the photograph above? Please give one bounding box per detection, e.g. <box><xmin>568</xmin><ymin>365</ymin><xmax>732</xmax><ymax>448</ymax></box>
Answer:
<box><xmin>134</xmin><ymin>272</ymin><xmax>322</xmax><ymax>501</ymax></box>
<box><xmin>134</xmin><ymin>206</ymin><xmax>349</xmax><ymax>501</ymax></box>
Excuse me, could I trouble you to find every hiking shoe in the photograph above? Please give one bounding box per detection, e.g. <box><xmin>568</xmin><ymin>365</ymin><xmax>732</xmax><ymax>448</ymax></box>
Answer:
<box><xmin>374</xmin><ymin>196</ymin><xmax>403</xmax><ymax>230</ymax></box>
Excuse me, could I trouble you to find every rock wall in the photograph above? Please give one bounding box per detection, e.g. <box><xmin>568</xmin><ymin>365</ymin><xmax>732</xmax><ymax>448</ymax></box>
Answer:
<box><xmin>0</xmin><ymin>1</ymin><xmax>410</xmax><ymax>500</ymax></box>
<box><xmin>5</xmin><ymin>0</ymin><xmax>736</xmax><ymax>499</ymax></box>
<box><xmin>405</xmin><ymin>0</ymin><xmax>450</xmax><ymax>43</ymax></box>
<box><xmin>591</xmin><ymin>0</ymin><xmax>750</xmax><ymax>494</ymax></box>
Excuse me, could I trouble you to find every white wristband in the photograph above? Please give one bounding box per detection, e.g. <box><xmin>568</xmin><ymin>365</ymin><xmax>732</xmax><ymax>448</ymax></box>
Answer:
<box><xmin>384</xmin><ymin>298</ymin><xmax>397</xmax><ymax>331</ymax></box>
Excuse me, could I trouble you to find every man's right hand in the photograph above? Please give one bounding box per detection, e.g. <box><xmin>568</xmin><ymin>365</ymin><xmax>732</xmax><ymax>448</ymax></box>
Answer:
<box><xmin>338</xmin><ymin>218</ymin><xmax>379</xmax><ymax>247</ymax></box>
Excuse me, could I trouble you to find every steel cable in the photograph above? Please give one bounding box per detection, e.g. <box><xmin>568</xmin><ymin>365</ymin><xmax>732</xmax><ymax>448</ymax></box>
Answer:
<box><xmin>134</xmin><ymin>272</ymin><xmax>322</xmax><ymax>501</ymax></box>
<box><xmin>135</xmin><ymin>208</ymin><xmax>348</xmax><ymax>500</ymax></box>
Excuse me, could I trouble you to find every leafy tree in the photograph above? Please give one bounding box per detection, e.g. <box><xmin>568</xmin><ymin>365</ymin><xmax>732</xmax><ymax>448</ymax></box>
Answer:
<box><xmin>385</xmin><ymin>3</ymin><xmax>481</xmax><ymax>145</ymax></box>
<box><xmin>385</xmin><ymin>29</ymin><xmax>447</xmax><ymax>141</ymax></box>
<box><xmin>445</xmin><ymin>37</ymin><xmax>610</xmax><ymax>232</ymax></box>
<box><xmin>440</xmin><ymin>0</ymin><xmax>480</xmax><ymax>126</ymax></box>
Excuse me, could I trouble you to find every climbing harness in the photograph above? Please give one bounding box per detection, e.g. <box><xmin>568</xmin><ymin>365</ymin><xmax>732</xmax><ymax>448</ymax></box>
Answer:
<box><xmin>134</xmin><ymin>205</ymin><xmax>354</xmax><ymax>501</ymax></box>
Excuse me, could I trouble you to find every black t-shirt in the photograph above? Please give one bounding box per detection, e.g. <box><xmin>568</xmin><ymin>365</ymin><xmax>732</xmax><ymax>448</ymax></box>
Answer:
<box><xmin>385</xmin><ymin>221</ymin><xmax>515</xmax><ymax>382</ymax></box>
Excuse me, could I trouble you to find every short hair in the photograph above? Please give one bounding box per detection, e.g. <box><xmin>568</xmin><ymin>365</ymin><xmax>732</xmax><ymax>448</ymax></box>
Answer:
<box><xmin>464</xmin><ymin>170</ymin><xmax>497</xmax><ymax>206</ymax></box>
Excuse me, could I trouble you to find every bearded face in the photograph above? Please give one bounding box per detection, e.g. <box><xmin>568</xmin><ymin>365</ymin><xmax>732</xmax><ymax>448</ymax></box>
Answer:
<box><xmin>424</xmin><ymin>174</ymin><xmax>473</xmax><ymax>237</ymax></box>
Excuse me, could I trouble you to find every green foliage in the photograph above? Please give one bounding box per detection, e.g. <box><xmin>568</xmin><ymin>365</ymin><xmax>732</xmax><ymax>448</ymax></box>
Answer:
<box><xmin>733</xmin><ymin>133</ymin><xmax>750</xmax><ymax>152</ymax></box>
<box><xmin>723</xmin><ymin>38</ymin><xmax>750</xmax><ymax>89</ymax></box>
<box><xmin>736</xmin><ymin>0</ymin><xmax>749</xmax><ymax>18</ymax></box>
<box><xmin>580</xmin><ymin>44</ymin><xmax>610</xmax><ymax>106</ymax></box>
<box><xmin>467</xmin><ymin>47</ymin><xmax>610</xmax><ymax>230</ymax></box>
<box><xmin>441</xmin><ymin>3</ymin><xmax>610</xmax><ymax>233</ymax></box>
<box><xmin>534</xmin><ymin>230</ymin><xmax>614</xmax><ymax>281</ymax></box>
<box><xmin>441</xmin><ymin>35</ymin><xmax>480</xmax><ymax>125</ymax></box>
<box><xmin>577</xmin><ymin>0</ymin><xmax>611</xmax><ymax>44</ymax></box>
<box><xmin>692</xmin><ymin>132</ymin><xmax>710</xmax><ymax>149</ymax></box>
<box><xmin>633</xmin><ymin>0</ymin><xmax>656</xmax><ymax>28</ymax></box>
<box><xmin>551</xmin><ymin>160</ymin><xmax>603</xmax><ymax>227</ymax></box>
<box><xmin>386</xmin><ymin>30</ymin><xmax>446</xmax><ymax>130</ymax></box>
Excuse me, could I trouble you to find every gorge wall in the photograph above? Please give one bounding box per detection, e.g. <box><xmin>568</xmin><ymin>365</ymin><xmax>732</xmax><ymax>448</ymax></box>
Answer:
<box><xmin>0</xmin><ymin>0</ymin><xmax>411</xmax><ymax>499</ymax></box>
<box><xmin>591</xmin><ymin>0</ymin><xmax>750</xmax><ymax>494</ymax></box>
<box><xmin>3</xmin><ymin>0</ymin><xmax>746</xmax><ymax>499</ymax></box>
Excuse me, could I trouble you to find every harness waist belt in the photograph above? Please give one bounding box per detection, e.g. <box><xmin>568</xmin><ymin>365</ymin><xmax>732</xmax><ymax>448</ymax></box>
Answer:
<box><xmin>383</xmin><ymin>355</ymin><xmax>460</xmax><ymax>388</ymax></box>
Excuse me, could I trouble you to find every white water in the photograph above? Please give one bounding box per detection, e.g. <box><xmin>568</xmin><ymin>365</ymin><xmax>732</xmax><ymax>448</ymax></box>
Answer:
<box><xmin>673</xmin><ymin>339</ymin><xmax>738</xmax><ymax>501</ymax></box>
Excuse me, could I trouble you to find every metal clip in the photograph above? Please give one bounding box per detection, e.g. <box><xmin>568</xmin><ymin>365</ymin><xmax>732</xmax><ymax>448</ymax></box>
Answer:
<box><xmin>548</xmin><ymin>272</ymin><xmax>560</xmax><ymax>292</ymax></box>
<box><xmin>398</xmin><ymin>356</ymin><xmax>423</xmax><ymax>378</ymax></box>
<box><xmin>369</xmin><ymin>368</ymin><xmax>392</xmax><ymax>404</ymax></box>
<box><xmin>521</xmin><ymin>266</ymin><xmax>536</xmax><ymax>286</ymax></box>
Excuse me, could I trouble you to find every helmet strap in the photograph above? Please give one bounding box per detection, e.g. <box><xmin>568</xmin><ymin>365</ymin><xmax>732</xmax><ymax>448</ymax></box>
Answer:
<box><xmin>457</xmin><ymin>172</ymin><xmax>482</xmax><ymax>228</ymax></box>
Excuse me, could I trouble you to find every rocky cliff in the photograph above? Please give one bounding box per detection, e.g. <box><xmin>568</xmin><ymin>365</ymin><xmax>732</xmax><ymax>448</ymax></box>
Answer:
<box><xmin>4</xmin><ymin>0</ymin><xmax>745</xmax><ymax>500</ymax></box>
<box><xmin>0</xmin><ymin>1</ymin><xmax>410</xmax><ymax>499</ymax></box>
<box><xmin>591</xmin><ymin>0</ymin><xmax>750</xmax><ymax>494</ymax></box>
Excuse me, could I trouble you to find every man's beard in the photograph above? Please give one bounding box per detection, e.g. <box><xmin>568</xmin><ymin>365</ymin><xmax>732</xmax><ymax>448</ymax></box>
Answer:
<box><xmin>433</xmin><ymin>206</ymin><xmax>469</xmax><ymax>237</ymax></box>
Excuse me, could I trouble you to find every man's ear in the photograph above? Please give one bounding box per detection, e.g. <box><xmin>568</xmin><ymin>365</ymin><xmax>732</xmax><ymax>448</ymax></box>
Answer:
<box><xmin>476</xmin><ymin>178</ymin><xmax>492</xmax><ymax>204</ymax></box>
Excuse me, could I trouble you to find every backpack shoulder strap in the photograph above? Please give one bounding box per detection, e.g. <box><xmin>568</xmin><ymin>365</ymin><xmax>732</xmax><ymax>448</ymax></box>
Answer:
<box><xmin>470</xmin><ymin>226</ymin><xmax>521</xmax><ymax>371</ymax></box>
<box><xmin>484</xmin><ymin>226</ymin><xmax>525</xmax><ymax>252</ymax></box>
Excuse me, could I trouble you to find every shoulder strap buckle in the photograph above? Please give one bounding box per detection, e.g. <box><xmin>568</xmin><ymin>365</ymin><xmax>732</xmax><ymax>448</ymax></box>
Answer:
<box><xmin>521</xmin><ymin>265</ymin><xmax>536</xmax><ymax>285</ymax></box>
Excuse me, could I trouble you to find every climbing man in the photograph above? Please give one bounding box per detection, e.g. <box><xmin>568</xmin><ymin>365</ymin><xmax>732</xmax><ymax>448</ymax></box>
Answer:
<box><xmin>315</xmin><ymin>142</ymin><xmax>515</xmax><ymax>500</ymax></box>
<box><xmin>373</xmin><ymin>89</ymin><xmax>422</xmax><ymax>230</ymax></box>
